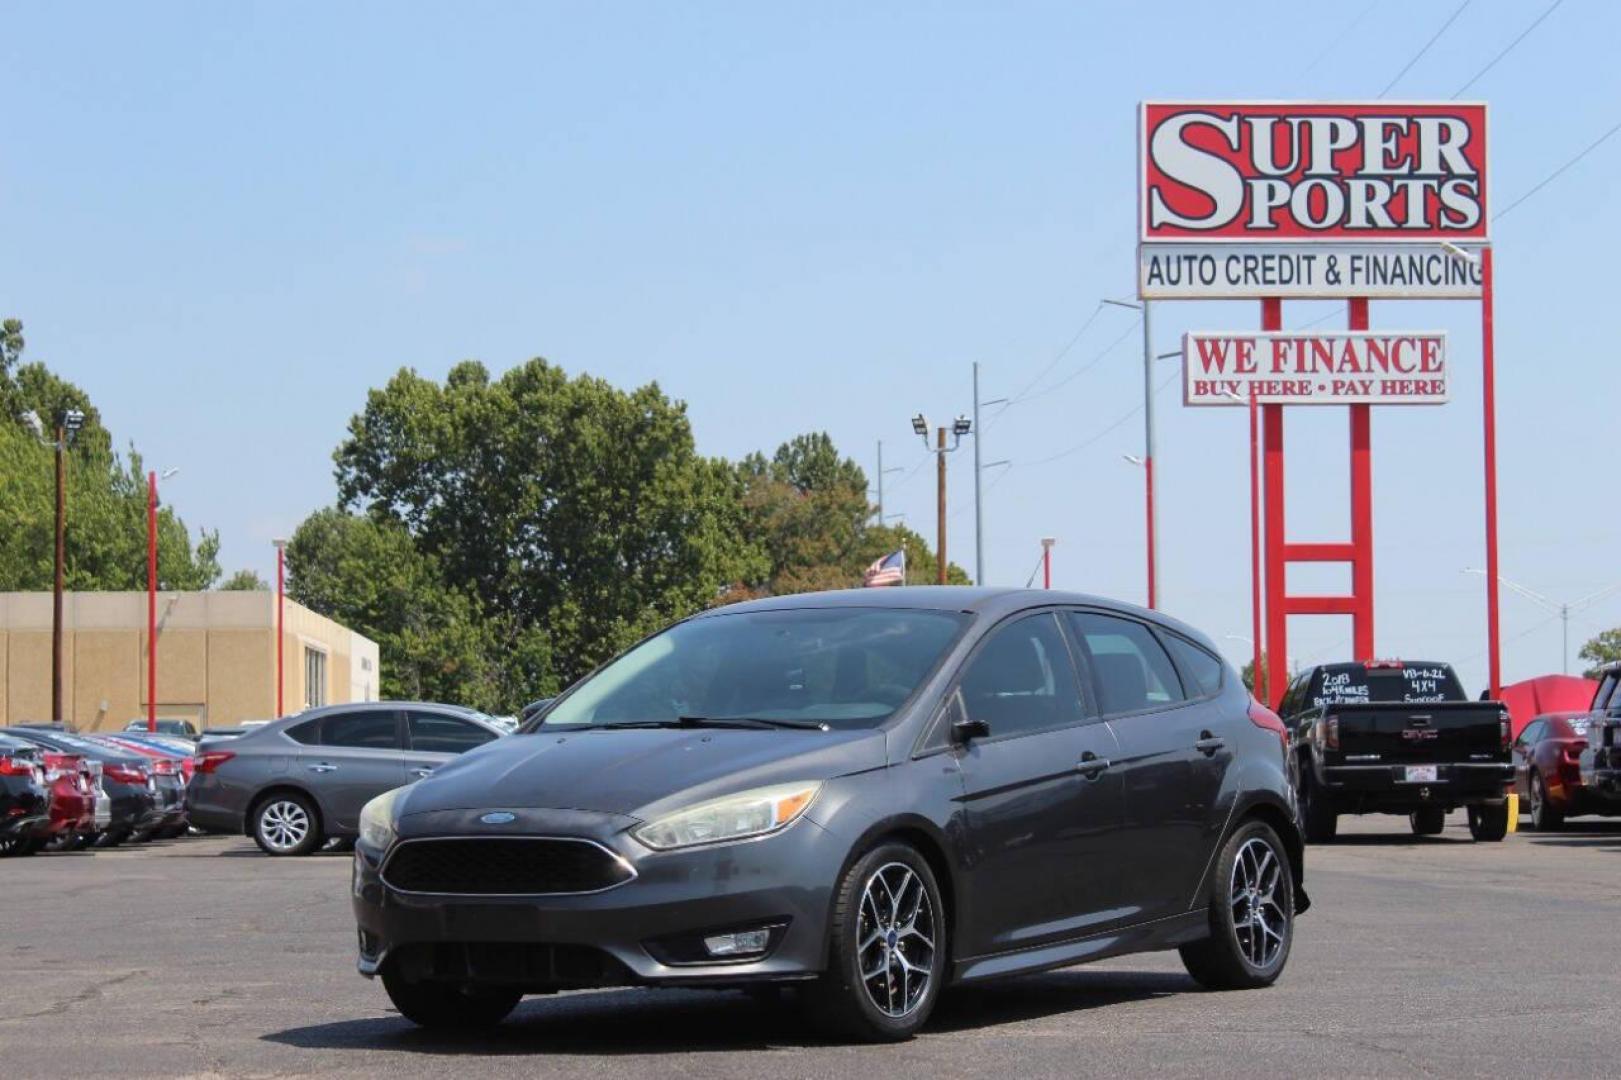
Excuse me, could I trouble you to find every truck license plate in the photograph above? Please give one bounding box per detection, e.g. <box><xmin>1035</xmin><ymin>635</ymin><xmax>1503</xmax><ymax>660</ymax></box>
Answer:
<box><xmin>1404</xmin><ymin>765</ymin><xmax>1438</xmax><ymax>783</ymax></box>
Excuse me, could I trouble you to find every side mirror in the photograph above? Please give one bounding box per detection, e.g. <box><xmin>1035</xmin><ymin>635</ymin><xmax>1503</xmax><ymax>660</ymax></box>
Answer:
<box><xmin>952</xmin><ymin>716</ymin><xmax>991</xmax><ymax>743</ymax></box>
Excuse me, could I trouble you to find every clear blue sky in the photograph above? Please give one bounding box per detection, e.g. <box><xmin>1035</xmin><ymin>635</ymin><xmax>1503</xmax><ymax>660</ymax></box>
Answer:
<box><xmin>4</xmin><ymin>1</ymin><xmax>1616</xmax><ymax>693</ymax></box>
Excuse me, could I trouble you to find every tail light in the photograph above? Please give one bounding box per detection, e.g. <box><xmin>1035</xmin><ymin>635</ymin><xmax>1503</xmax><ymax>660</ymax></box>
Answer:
<box><xmin>1499</xmin><ymin>709</ymin><xmax>1512</xmax><ymax>749</ymax></box>
<box><xmin>1318</xmin><ymin>714</ymin><xmax>1340</xmax><ymax>750</ymax></box>
<box><xmin>1365</xmin><ymin>659</ymin><xmax>1405</xmax><ymax>669</ymax></box>
<box><xmin>1247</xmin><ymin>699</ymin><xmax>1289</xmax><ymax>749</ymax></box>
<box><xmin>104</xmin><ymin>763</ymin><xmax>148</xmax><ymax>785</ymax></box>
<box><xmin>152</xmin><ymin>759</ymin><xmax>177</xmax><ymax>777</ymax></box>
<box><xmin>0</xmin><ymin>755</ymin><xmax>40</xmax><ymax>779</ymax></box>
<box><xmin>193</xmin><ymin>750</ymin><xmax>236</xmax><ymax>774</ymax></box>
<box><xmin>1563</xmin><ymin>741</ymin><xmax>1585</xmax><ymax>763</ymax></box>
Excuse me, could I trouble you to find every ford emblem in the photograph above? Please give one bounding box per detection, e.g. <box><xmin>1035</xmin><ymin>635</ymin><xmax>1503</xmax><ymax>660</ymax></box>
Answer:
<box><xmin>479</xmin><ymin>811</ymin><xmax>517</xmax><ymax>825</ymax></box>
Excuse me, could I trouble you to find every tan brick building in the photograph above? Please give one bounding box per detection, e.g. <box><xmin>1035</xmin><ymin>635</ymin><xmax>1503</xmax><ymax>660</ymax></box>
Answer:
<box><xmin>0</xmin><ymin>591</ymin><xmax>379</xmax><ymax>731</ymax></box>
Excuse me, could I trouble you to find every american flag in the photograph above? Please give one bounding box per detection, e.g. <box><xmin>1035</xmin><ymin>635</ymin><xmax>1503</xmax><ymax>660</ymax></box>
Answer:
<box><xmin>863</xmin><ymin>549</ymin><xmax>905</xmax><ymax>587</ymax></box>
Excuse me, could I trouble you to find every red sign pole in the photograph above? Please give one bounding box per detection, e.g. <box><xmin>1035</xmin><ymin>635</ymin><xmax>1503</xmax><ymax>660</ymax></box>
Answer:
<box><xmin>1247</xmin><ymin>388</ymin><xmax>1262</xmax><ymax>703</ymax></box>
<box><xmin>147</xmin><ymin>471</ymin><xmax>158</xmax><ymax>733</ymax></box>
<box><xmin>1260</xmin><ymin>298</ymin><xmax>1287</xmax><ymax>708</ymax></box>
<box><xmin>1481</xmin><ymin>248</ymin><xmax>1502</xmax><ymax>698</ymax></box>
<box><xmin>1348</xmin><ymin>299</ymin><xmax>1375</xmax><ymax>662</ymax></box>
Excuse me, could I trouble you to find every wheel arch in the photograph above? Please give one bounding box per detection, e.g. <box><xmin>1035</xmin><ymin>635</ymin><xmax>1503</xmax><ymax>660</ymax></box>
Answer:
<box><xmin>1230</xmin><ymin>794</ymin><xmax>1309</xmax><ymax>916</ymax></box>
<box><xmin>828</xmin><ymin>813</ymin><xmax>960</xmax><ymax>964</ymax></box>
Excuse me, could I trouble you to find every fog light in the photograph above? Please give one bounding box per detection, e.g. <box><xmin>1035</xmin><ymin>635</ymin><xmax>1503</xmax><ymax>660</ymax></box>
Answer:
<box><xmin>703</xmin><ymin>929</ymin><xmax>771</xmax><ymax>957</ymax></box>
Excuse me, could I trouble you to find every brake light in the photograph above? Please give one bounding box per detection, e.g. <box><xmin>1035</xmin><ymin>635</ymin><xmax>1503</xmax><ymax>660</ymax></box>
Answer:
<box><xmin>104</xmin><ymin>763</ymin><xmax>148</xmax><ymax>784</ymax></box>
<box><xmin>0</xmin><ymin>755</ymin><xmax>37</xmax><ymax>777</ymax></box>
<box><xmin>152</xmin><ymin>759</ymin><xmax>177</xmax><ymax>777</ymax></box>
<box><xmin>1562</xmin><ymin>743</ymin><xmax>1584</xmax><ymax>763</ymax></box>
<box><xmin>1364</xmin><ymin>659</ymin><xmax>1405</xmax><ymax>669</ymax></box>
<box><xmin>193</xmin><ymin>750</ymin><xmax>236</xmax><ymax>774</ymax></box>
<box><xmin>1499</xmin><ymin>709</ymin><xmax>1512</xmax><ymax>749</ymax></box>
<box><xmin>1247</xmin><ymin>699</ymin><xmax>1289</xmax><ymax>748</ymax></box>
<box><xmin>1318</xmin><ymin>715</ymin><xmax>1340</xmax><ymax>750</ymax></box>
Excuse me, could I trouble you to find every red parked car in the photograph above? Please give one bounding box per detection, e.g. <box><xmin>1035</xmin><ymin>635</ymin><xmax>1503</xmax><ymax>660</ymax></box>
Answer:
<box><xmin>1511</xmin><ymin>712</ymin><xmax>1617</xmax><ymax>830</ymax></box>
<box><xmin>36</xmin><ymin>752</ymin><xmax>98</xmax><ymax>851</ymax></box>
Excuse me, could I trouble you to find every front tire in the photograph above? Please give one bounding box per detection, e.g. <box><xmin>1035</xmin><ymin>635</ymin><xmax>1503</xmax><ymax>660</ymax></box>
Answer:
<box><xmin>251</xmin><ymin>792</ymin><xmax>323</xmax><ymax>856</ymax></box>
<box><xmin>1467</xmin><ymin>802</ymin><xmax>1509</xmax><ymax>842</ymax></box>
<box><xmin>1409</xmin><ymin>807</ymin><xmax>1446</xmax><ymax>836</ymax></box>
<box><xmin>1180</xmin><ymin>820</ymin><xmax>1295</xmax><ymax>990</ymax></box>
<box><xmin>381</xmin><ymin>970</ymin><xmax>521</xmax><ymax>1029</ymax></box>
<box><xmin>1529</xmin><ymin>772</ymin><xmax>1564</xmax><ymax>831</ymax></box>
<box><xmin>807</xmin><ymin>842</ymin><xmax>946</xmax><ymax>1042</ymax></box>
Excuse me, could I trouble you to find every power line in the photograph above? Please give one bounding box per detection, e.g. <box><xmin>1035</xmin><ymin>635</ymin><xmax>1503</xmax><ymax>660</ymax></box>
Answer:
<box><xmin>1378</xmin><ymin>0</ymin><xmax>1472</xmax><ymax>98</ymax></box>
<box><xmin>996</xmin><ymin>316</ymin><xmax>1142</xmax><ymax>416</ymax></box>
<box><xmin>1493</xmin><ymin>116</ymin><xmax>1621</xmax><ymax>223</ymax></box>
<box><xmin>1000</xmin><ymin>302</ymin><xmax>1107</xmax><ymax>408</ymax></box>
<box><xmin>1452</xmin><ymin>0</ymin><xmax>1564</xmax><ymax>98</ymax></box>
<box><xmin>1015</xmin><ymin>367</ymin><xmax>1180</xmax><ymax>469</ymax></box>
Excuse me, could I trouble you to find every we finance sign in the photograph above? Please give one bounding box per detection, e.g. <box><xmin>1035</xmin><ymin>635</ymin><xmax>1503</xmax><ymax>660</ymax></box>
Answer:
<box><xmin>1183</xmin><ymin>331</ymin><xmax>1448</xmax><ymax>406</ymax></box>
<box><xmin>1139</xmin><ymin>102</ymin><xmax>1487</xmax><ymax>299</ymax></box>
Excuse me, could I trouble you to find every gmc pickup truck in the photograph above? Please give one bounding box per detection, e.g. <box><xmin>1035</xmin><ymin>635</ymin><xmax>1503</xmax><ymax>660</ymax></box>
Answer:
<box><xmin>1277</xmin><ymin>660</ymin><xmax>1514</xmax><ymax>843</ymax></box>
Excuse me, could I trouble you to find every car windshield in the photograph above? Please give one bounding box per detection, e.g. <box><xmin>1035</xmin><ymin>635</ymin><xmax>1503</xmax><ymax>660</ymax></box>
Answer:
<box><xmin>537</xmin><ymin>607</ymin><xmax>968</xmax><ymax>732</ymax></box>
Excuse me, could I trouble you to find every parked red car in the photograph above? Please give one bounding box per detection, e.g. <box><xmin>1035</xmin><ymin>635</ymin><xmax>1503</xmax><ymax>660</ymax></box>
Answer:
<box><xmin>1511</xmin><ymin>712</ymin><xmax>1618</xmax><ymax>830</ymax></box>
<box><xmin>37</xmin><ymin>752</ymin><xmax>97</xmax><ymax>851</ymax></box>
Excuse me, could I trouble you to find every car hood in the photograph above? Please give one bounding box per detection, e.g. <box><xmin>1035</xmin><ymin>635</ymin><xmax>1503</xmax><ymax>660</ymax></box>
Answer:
<box><xmin>396</xmin><ymin>727</ymin><xmax>888</xmax><ymax>821</ymax></box>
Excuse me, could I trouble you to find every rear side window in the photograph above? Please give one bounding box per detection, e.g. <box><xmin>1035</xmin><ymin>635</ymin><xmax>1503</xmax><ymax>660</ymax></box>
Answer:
<box><xmin>1162</xmin><ymin>634</ymin><xmax>1224</xmax><ymax>697</ymax></box>
<box><xmin>320</xmin><ymin>713</ymin><xmax>400</xmax><ymax>749</ymax></box>
<box><xmin>1597</xmin><ymin>674</ymin><xmax>1620</xmax><ymax>711</ymax></box>
<box><xmin>284</xmin><ymin>720</ymin><xmax>320</xmax><ymax>745</ymax></box>
<box><xmin>407</xmin><ymin>712</ymin><xmax>496</xmax><ymax>754</ymax></box>
<box><xmin>1518</xmin><ymin>719</ymin><xmax>1545</xmax><ymax>744</ymax></box>
<box><xmin>957</xmin><ymin>613</ymin><xmax>1087</xmax><ymax>739</ymax></box>
<box><xmin>1069</xmin><ymin>612</ymin><xmax>1185</xmax><ymax>715</ymax></box>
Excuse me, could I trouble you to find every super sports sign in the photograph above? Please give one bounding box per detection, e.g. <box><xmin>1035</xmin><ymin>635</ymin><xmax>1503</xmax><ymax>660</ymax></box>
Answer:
<box><xmin>1138</xmin><ymin>102</ymin><xmax>1488</xmax><ymax>299</ymax></box>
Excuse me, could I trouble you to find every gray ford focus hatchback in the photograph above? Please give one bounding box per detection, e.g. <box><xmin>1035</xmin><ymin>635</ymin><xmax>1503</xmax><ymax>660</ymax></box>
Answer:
<box><xmin>351</xmin><ymin>588</ymin><xmax>1308</xmax><ymax>1041</ymax></box>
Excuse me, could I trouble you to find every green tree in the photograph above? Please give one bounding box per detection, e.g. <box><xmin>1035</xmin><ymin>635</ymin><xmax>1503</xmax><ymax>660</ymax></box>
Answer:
<box><xmin>286</xmin><ymin>509</ymin><xmax>540</xmax><ymax>709</ymax></box>
<box><xmin>218</xmin><ymin>569</ymin><xmax>269</xmax><ymax>591</ymax></box>
<box><xmin>1579</xmin><ymin>628</ymin><xmax>1621</xmax><ymax>679</ymax></box>
<box><xmin>0</xmin><ymin>320</ymin><xmax>220</xmax><ymax>592</ymax></box>
<box><xmin>1240</xmin><ymin>652</ymin><xmax>1275</xmax><ymax>704</ymax></box>
<box><xmin>329</xmin><ymin>359</ymin><xmax>764</xmax><ymax>688</ymax></box>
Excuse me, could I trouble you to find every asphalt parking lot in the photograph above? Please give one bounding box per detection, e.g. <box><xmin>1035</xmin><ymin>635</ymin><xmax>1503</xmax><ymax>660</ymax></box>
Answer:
<box><xmin>3</xmin><ymin>816</ymin><xmax>1618</xmax><ymax>1079</ymax></box>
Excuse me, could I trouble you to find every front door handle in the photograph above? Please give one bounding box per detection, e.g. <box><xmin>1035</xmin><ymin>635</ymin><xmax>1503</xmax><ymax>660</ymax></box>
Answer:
<box><xmin>306</xmin><ymin>762</ymin><xmax>337</xmax><ymax>773</ymax></box>
<box><xmin>1075</xmin><ymin>752</ymin><xmax>1110</xmax><ymax>779</ymax></box>
<box><xmin>408</xmin><ymin>766</ymin><xmax>435</xmax><ymax>778</ymax></box>
<box><xmin>1195</xmin><ymin>731</ymin><xmax>1225</xmax><ymax>756</ymax></box>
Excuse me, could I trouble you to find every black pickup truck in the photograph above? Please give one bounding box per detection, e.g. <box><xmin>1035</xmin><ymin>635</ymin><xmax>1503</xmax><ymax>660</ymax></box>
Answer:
<box><xmin>1577</xmin><ymin>661</ymin><xmax>1621</xmax><ymax>803</ymax></box>
<box><xmin>1277</xmin><ymin>660</ymin><xmax>1514</xmax><ymax>842</ymax></box>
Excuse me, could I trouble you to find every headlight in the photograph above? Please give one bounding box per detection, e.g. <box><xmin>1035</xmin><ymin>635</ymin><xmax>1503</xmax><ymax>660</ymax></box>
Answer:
<box><xmin>632</xmin><ymin>781</ymin><xmax>821</xmax><ymax>851</ymax></box>
<box><xmin>358</xmin><ymin>786</ymin><xmax>406</xmax><ymax>852</ymax></box>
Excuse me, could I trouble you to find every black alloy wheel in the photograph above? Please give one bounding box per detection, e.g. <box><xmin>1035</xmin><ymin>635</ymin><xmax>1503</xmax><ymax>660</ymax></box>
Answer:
<box><xmin>1529</xmin><ymin>772</ymin><xmax>1564</xmax><ymax>831</ymax></box>
<box><xmin>809</xmin><ymin>841</ymin><xmax>947</xmax><ymax>1042</ymax></box>
<box><xmin>1181</xmin><ymin>820</ymin><xmax>1295</xmax><ymax>990</ymax></box>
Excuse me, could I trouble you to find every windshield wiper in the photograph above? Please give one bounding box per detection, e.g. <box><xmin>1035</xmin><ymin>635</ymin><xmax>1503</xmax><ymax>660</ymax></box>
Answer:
<box><xmin>584</xmin><ymin>716</ymin><xmax>828</xmax><ymax>732</ymax></box>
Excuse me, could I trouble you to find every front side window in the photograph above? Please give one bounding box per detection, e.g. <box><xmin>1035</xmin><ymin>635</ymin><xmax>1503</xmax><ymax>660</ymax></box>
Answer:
<box><xmin>407</xmin><ymin>712</ymin><xmax>496</xmax><ymax>754</ymax></box>
<box><xmin>1517</xmin><ymin>719</ymin><xmax>1545</xmax><ymax>746</ymax></box>
<box><xmin>957</xmin><ymin>613</ymin><xmax>1086</xmax><ymax>739</ymax></box>
<box><xmin>1068</xmin><ymin>612</ymin><xmax>1186</xmax><ymax>716</ymax></box>
<box><xmin>321</xmin><ymin>712</ymin><xmax>399</xmax><ymax>749</ymax></box>
<box><xmin>540</xmin><ymin>608</ymin><xmax>968</xmax><ymax>731</ymax></box>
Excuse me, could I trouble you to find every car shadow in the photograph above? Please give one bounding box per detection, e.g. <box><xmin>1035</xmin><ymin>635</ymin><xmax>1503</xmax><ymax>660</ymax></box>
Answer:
<box><xmin>261</xmin><ymin>969</ymin><xmax>1190</xmax><ymax>1055</ymax></box>
<box><xmin>1313</xmin><ymin>832</ymin><xmax>1472</xmax><ymax>847</ymax></box>
<box><xmin>1522</xmin><ymin>819</ymin><xmax>1621</xmax><ymax>851</ymax></box>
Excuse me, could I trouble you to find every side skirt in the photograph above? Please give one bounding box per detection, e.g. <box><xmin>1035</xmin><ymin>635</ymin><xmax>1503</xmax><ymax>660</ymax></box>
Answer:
<box><xmin>949</xmin><ymin>909</ymin><xmax>1210</xmax><ymax>985</ymax></box>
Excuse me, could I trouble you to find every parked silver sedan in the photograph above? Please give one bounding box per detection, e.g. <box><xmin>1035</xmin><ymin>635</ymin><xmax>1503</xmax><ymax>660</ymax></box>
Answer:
<box><xmin>187</xmin><ymin>702</ymin><xmax>508</xmax><ymax>856</ymax></box>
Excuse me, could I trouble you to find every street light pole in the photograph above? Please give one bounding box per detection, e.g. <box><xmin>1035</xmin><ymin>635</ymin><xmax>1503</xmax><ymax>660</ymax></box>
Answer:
<box><xmin>1041</xmin><ymin>537</ymin><xmax>1056</xmax><ymax>589</ymax></box>
<box><xmin>912</xmin><ymin>413</ymin><xmax>971</xmax><ymax>587</ymax></box>
<box><xmin>273</xmin><ymin>538</ymin><xmax>288</xmax><ymax>717</ymax></box>
<box><xmin>53</xmin><ymin>424</ymin><xmax>66</xmax><ymax>724</ymax></box>
<box><xmin>973</xmin><ymin>363</ymin><xmax>983</xmax><ymax>586</ymax></box>
<box><xmin>1103</xmin><ymin>298</ymin><xmax>1157</xmax><ymax>609</ymax></box>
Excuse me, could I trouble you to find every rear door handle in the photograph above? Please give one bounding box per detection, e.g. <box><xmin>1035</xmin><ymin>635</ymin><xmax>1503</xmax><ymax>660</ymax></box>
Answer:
<box><xmin>1195</xmin><ymin>732</ymin><xmax>1225</xmax><ymax>756</ymax></box>
<box><xmin>306</xmin><ymin>762</ymin><xmax>337</xmax><ymax>773</ymax></box>
<box><xmin>1075</xmin><ymin>752</ymin><xmax>1110</xmax><ymax>779</ymax></box>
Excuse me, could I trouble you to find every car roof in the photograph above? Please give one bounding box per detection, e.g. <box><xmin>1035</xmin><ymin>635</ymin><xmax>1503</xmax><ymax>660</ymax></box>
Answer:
<box><xmin>688</xmin><ymin>587</ymin><xmax>1220</xmax><ymax>651</ymax></box>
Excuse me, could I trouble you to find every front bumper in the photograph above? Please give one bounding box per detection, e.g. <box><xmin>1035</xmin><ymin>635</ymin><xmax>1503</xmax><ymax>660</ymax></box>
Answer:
<box><xmin>352</xmin><ymin>806</ymin><xmax>849</xmax><ymax>989</ymax></box>
<box><xmin>1316</xmin><ymin>761</ymin><xmax>1514</xmax><ymax>811</ymax></box>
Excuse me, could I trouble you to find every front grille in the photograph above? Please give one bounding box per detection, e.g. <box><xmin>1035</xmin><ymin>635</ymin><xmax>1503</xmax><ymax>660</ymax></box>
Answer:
<box><xmin>390</xmin><ymin>941</ymin><xmax>633</xmax><ymax>988</ymax></box>
<box><xmin>381</xmin><ymin>837</ymin><xmax>634</xmax><ymax>895</ymax></box>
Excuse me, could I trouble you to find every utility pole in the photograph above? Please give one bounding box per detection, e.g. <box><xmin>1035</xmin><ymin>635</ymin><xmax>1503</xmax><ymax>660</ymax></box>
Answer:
<box><xmin>973</xmin><ymin>364</ymin><xmax>983</xmax><ymax>586</ymax></box>
<box><xmin>912</xmin><ymin>413</ymin><xmax>971</xmax><ymax>586</ymax></box>
<box><xmin>148</xmin><ymin>471</ymin><xmax>158</xmax><ymax>732</ymax></box>
<box><xmin>53</xmin><ymin>424</ymin><xmax>65</xmax><ymax>725</ymax></box>
<box><xmin>874</xmin><ymin>441</ymin><xmax>902</xmax><ymax>524</ymax></box>
<box><xmin>274</xmin><ymin>538</ymin><xmax>288</xmax><ymax>716</ymax></box>
<box><xmin>1103</xmin><ymin>298</ymin><xmax>1158</xmax><ymax>609</ymax></box>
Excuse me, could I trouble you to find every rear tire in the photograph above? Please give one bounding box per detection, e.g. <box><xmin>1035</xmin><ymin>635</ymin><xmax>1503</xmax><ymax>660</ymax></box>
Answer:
<box><xmin>806</xmin><ymin>841</ymin><xmax>947</xmax><ymax>1042</ymax></box>
<box><xmin>1409</xmin><ymin>807</ymin><xmax>1446</xmax><ymax>836</ymax></box>
<box><xmin>381</xmin><ymin>970</ymin><xmax>521</xmax><ymax>1029</ymax></box>
<box><xmin>251</xmin><ymin>792</ymin><xmax>323</xmax><ymax>856</ymax></box>
<box><xmin>1299</xmin><ymin>770</ymin><xmax>1337</xmax><ymax>843</ymax></box>
<box><xmin>1467</xmin><ymin>802</ymin><xmax>1509</xmax><ymax>842</ymax></box>
<box><xmin>1180</xmin><ymin>820</ymin><xmax>1294</xmax><ymax>990</ymax></box>
<box><xmin>1529</xmin><ymin>772</ymin><xmax>1564</xmax><ymax>832</ymax></box>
